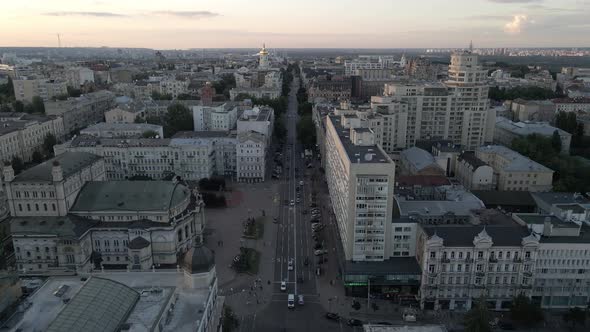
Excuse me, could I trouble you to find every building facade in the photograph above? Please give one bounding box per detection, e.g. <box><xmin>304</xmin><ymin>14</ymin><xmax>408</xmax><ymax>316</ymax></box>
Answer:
<box><xmin>13</xmin><ymin>78</ymin><xmax>68</xmax><ymax>102</ymax></box>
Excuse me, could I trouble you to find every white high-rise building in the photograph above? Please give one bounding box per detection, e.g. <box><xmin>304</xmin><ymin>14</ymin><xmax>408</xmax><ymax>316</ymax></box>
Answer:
<box><xmin>382</xmin><ymin>51</ymin><xmax>495</xmax><ymax>150</ymax></box>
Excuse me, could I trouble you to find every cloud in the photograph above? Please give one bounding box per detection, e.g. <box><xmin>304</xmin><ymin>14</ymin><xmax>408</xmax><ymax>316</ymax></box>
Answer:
<box><xmin>44</xmin><ymin>11</ymin><xmax>127</xmax><ymax>17</ymax></box>
<box><xmin>150</xmin><ymin>11</ymin><xmax>220</xmax><ymax>18</ymax></box>
<box><xmin>462</xmin><ymin>15</ymin><xmax>508</xmax><ymax>20</ymax></box>
<box><xmin>504</xmin><ymin>14</ymin><xmax>529</xmax><ymax>33</ymax></box>
<box><xmin>489</xmin><ymin>0</ymin><xmax>541</xmax><ymax>3</ymax></box>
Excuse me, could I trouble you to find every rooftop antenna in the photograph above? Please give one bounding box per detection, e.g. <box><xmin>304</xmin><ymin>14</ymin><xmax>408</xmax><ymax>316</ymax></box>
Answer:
<box><xmin>57</xmin><ymin>33</ymin><xmax>62</xmax><ymax>48</ymax></box>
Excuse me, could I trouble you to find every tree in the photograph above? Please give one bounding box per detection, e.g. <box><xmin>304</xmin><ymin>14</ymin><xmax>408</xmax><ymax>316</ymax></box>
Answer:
<box><xmin>67</xmin><ymin>86</ymin><xmax>82</xmax><ymax>98</ymax></box>
<box><xmin>31</xmin><ymin>150</ymin><xmax>44</xmax><ymax>164</ymax></box>
<box><xmin>31</xmin><ymin>96</ymin><xmax>45</xmax><ymax>114</ymax></box>
<box><xmin>141</xmin><ymin>130</ymin><xmax>160</xmax><ymax>138</ymax></box>
<box><xmin>12</xmin><ymin>100</ymin><xmax>24</xmax><ymax>113</ymax></box>
<box><xmin>151</xmin><ymin>91</ymin><xmax>172</xmax><ymax>100</ymax></box>
<box><xmin>298</xmin><ymin>102</ymin><xmax>313</xmax><ymax>116</ymax></box>
<box><xmin>222</xmin><ymin>305</ymin><xmax>239</xmax><ymax>332</ymax></box>
<box><xmin>296</xmin><ymin>115</ymin><xmax>317</xmax><ymax>148</ymax></box>
<box><xmin>510</xmin><ymin>293</ymin><xmax>543</xmax><ymax>328</ymax></box>
<box><xmin>464</xmin><ymin>296</ymin><xmax>491</xmax><ymax>332</ymax></box>
<box><xmin>164</xmin><ymin>103</ymin><xmax>193</xmax><ymax>137</ymax></box>
<box><xmin>273</xmin><ymin>115</ymin><xmax>287</xmax><ymax>144</ymax></box>
<box><xmin>551</xmin><ymin>130</ymin><xmax>562</xmax><ymax>153</ymax></box>
<box><xmin>562</xmin><ymin>307</ymin><xmax>586</xmax><ymax>329</ymax></box>
<box><xmin>10</xmin><ymin>156</ymin><xmax>24</xmax><ymax>174</ymax></box>
<box><xmin>0</xmin><ymin>104</ymin><xmax>11</xmax><ymax>112</ymax></box>
<box><xmin>43</xmin><ymin>133</ymin><xmax>57</xmax><ymax>157</ymax></box>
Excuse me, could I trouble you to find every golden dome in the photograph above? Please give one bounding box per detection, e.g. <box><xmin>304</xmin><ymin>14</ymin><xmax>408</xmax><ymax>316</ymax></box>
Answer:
<box><xmin>259</xmin><ymin>43</ymin><xmax>268</xmax><ymax>55</ymax></box>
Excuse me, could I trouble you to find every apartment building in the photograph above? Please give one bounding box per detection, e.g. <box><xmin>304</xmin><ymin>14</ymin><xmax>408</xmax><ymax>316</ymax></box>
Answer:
<box><xmin>80</xmin><ymin>122</ymin><xmax>164</xmax><ymax>139</ymax></box>
<box><xmin>370</xmin><ymin>96</ymin><xmax>409</xmax><ymax>152</ymax></box>
<box><xmin>192</xmin><ymin>103</ymin><xmax>238</xmax><ymax>131</ymax></box>
<box><xmin>236</xmin><ymin>106</ymin><xmax>274</xmax><ymax>145</ymax></box>
<box><xmin>159</xmin><ymin>77</ymin><xmax>189</xmax><ymax>98</ymax></box>
<box><xmin>56</xmin><ymin>132</ymin><xmax>240</xmax><ymax>181</ymax></box>
<box><xmin>236</xmin><ymin>131</ymin><xmax>266</xmax><ymax>183</ymax></box>
<box><xmin>455</xmin><ymin>151</ymin><xmax>494</xmax><ymax>191</ymax></box>
<box><xmin>494</xmin><ymin>116</ymin><xmax>572</xmax><ymax>153</ymax></box>
<box><xmin>13</xmin><ymin>78</ymin><xmax>68</xmax><ymax>102</ymax></box>
<box><xmin>476</xmin><ymin>145</ymin><xmax>554</xmax><ymax>192</ymax></box>
<box><xmin>45</xmin><ymin>90</ymin><xmax>116</xmax><ymax>135</ymax></box>
<box><xmin>0</xmin><ymin>114</ymin><xmax>65</xmax><ymax>163</ymax></box>
<box><xmin>105</xmin><ymin>101</ymin><xmax>146</xmax><ymax>124</ymax></box>
<box><xmin>513</xmin><ymin>213</ymin><xmax>590</xmax><ymax>308</ymax></box>
<box><xmin>324</xmin><ymin>115</ymin><xmax>396</xmax><ymax>262</ymax></box>
<box><xmin>508</xmin><ymin>99</ymin><xmax>555</xmax><ymax>122</ymax></box>
<box><xmin>65</xmin><ymin>67</ymin><xmax>94</xmax><ymax>87</ymax></box>
<box><xmin>552</xmin><ymin>97</ymin><xmax>590</xmax><ymax>113</ymax></box>
<box><xmin>417</xmin><ymin>224</ymin><xmax>539</xmax><ymax>310</ymax></box>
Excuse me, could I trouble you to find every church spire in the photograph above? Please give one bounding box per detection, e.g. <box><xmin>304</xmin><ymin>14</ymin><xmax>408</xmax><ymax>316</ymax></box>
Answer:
<box><xmin>469</xmin><ymin>40</ymin><xmax>473</xmax><ymax>53</ymax></box>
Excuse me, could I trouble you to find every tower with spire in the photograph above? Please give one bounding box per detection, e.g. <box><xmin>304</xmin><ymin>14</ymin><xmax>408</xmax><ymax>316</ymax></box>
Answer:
<box><xmin>258</xmin><ymin>43</ymin><xmax>270</xmax><ymax>69</ymax></box>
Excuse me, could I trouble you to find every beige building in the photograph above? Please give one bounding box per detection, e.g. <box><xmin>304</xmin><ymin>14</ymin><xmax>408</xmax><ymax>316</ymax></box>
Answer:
<box><xmin>236</xmin><ymin>131</ymin><xmax>266</xmax><ymax>183</ymax></box>
<box><xmin>325</xmin><ymin>115</ymin><xmax>396</xmax><ymax>261</ymax></box>
<box><xmin>455</xmin><ymin>151</ymin><xmax>494</xmax><ymax>191</ymax></box>
<box><xmin>13</xmin><ymin>78</ymin><xmax>68</xmax><ymax>102</ymax></box>
<box><xmin>508</xmin><ymin>99</ymin><xmax>555</xmax><ymax>122</ymax></box>
<box><xmin>494</xmin><ymin>116</ymin><xmax>571</xmax><ymax>154</ymax></box>
<box><xmin>105</xmin><ymin>102</ymin><xmax>146</xmax><ymax>124</ymax></box>
<box><xmin>476</xmin><ymin>145</ymin><xmax>554</xmax><ymax>192</ymax></box>
<box><xmin>417</xmin><ymin>225</ymin><xmax>540</xmax><ymax>310</ymax></box>
<box><xmin>0</xmin><ymin>114</ymin><xmax>65</xmax><ymax>163</ymax></box>
<box><xmin>44</xmin><ymin>90</ymin><xmax>116</xmax><ymax>135</ymax></box>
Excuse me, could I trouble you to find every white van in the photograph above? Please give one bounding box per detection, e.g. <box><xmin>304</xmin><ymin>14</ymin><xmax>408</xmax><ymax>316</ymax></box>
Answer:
<box><xmin>288</xmin><ymin>294</ymin><xmax>295</xmax><ymax>308</ymax></box>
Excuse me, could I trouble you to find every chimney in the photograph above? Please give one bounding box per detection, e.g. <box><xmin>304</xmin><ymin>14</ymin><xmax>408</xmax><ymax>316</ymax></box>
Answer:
<box><xmin>52</xmin><ymin>160</ymin><xmax>63</xmax><ymax>182</ymax></box>
<box><xmin>543</xmin><ymin>216</ymin><xmax>552</xmax><ymax>237</ymax></box>
<box><xmin>2</xmin><ymin>162</ymin><xmax>14</xmax><ymax>183</ymax></box>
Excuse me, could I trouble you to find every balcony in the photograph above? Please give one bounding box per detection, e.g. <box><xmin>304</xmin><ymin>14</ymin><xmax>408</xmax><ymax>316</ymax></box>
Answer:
<box><xmin>520</xmin><ymin>284</ymin><xmax>532</xmax><ymax>289</ymax></box>
<box><xmin>523</xmin><ymin>271</ymin><xmax>533</xmax><ymax>277</ymax></box>
<box><xmin>464</xmin><ymin>258</ymin><xmax>473</xmax><ymax>263</ymax></box>
<box><xmin>441</xmin><ymin>258</ymin><xmax>450</xmax><ymax>263</ymax></box>
<box><xmin>476</xmin><ymin>272</ymin><xmax>485</xmax><ymax>277</ymax></box>
<box><xmin>489</xmin><ymin>257</ymin><xmax>498</xmax><ymax>263</ymax></box>
<box><xmin>513</xmin><ymin>257</ymin><xmax>522</xmax><ymax>263</ymax></box>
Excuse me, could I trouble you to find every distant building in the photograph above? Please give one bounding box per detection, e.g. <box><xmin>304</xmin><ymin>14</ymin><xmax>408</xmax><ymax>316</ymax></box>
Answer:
<box><xmin>476</xmin><ymin>145</ymin><xmax>554</xmax><ymax>192</ymax></box>
<box><xmin>105</xmin><ymin>101</ymin><xmax>146</xmax><ymax>124</ymax></box>
<box><xmin>399</xmin><ymin>147</ymin><xmax>445</xmax><ymax>176</ymax></box>
<box><xmin>455</xmin><ymin>151</ymin><xmax>494</xmax><ymax>191</ymax></box>
<box><xmin>192</xmin><ymin>103</ymin><xmax>238</xmax><ymax>131</ymax></box>
<box><xmin>80</xmin><ymin>122</ymin><xmax>164</xmax><ymax>139</ymax></box>
<box><xmin>65</xmin><ymin>67</ymin><xmax>94</xmax><ymax>87</ymax></box>
<box><xmin>494</xmin><ymin>116</ymin><xmax>571</xmax><ymax>153</ymax></box>
<box><xmin>552</xmin><ymin>97</ymin><xmax>590</xmax><ymax>113</ymax></box>
<box><xmin>0</xmin><ymin>113</ymin><xmax>65</xmax><ymax>163</ymax></box>
<box><xmin>13</xmin><ymin>78</ymin><xmax>68</xmax><ymax>102</ymax></box>
<box><xmin>236</xmin><ymin>131</ymin><xmax>266</xmax><ymax>183</ymax></box>
<box><xmin>508</xmin><ymin>99</ymin><xmax>555</xmax><ymax>122</ymax></box>
<box><xmin>45</xmin><ymin>90</ymin><xmax>116</xmax><ymax>135</ymax></box>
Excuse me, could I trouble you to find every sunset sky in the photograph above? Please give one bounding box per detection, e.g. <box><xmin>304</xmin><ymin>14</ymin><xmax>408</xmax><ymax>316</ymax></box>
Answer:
<box><xmin>1</xmin><ymin>0</ymin><xmax>589</xmax><ymax>49</ymax></box>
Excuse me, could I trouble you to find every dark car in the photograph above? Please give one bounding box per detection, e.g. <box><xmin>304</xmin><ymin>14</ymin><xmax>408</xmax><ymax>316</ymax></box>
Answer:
<box><xmin>376</xmin><ymin>322</ymin><xmax>392</xmax><ymax>326</ymax></box>
<box><xmin>325</xmin><ymin>312</ymin><xmax>339</xmax><ymax>321</ymax></box>
<box><xmin>347</xmin><ymin>319</ymin><xmax>363</xmax><ymax>326</ymax></box>
<box><xmin>498</xmin><ymin>322</ymin><xmax>515</xmax><ymax>330</ymax></box>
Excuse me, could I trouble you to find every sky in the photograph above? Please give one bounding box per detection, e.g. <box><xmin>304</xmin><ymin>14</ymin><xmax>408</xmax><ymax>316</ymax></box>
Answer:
<box><xmin>1</xmin><ymin>0</ymin><xmax>589</xmax><ymax>49</ymax></box>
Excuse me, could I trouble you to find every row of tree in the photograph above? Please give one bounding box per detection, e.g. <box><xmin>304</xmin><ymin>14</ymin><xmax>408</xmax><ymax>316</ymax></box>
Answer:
<box><xmin>512</xmin><ymin>133</ymin><xmax>590</xmax><ymax>192</ymax></box>
<box><xmin>144</xmin><ymin>103</ymin><xmax>193</xmax><ymax>137</ymax></box>
<box><xmin>489</xmin><ymin>86</ymin><xmax>559</xmax><ymax>101</ymax></box>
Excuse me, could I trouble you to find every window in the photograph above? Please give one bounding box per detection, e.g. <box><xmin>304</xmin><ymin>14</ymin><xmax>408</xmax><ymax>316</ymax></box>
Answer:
<box><xmin>476</xmin><ymin>264</ymin><xmax>483</xmax><ymax>271</ymax></box>
<box><xmin>525</xmin><ymin>251</ymin><xmax>531</xmax><ymax>259</ymax></box>
<box><xmin>430</xmin><ymin>252</ymin><xmax>436</xmax><ymax>259</ymax></box>
<box><xmin>428</xmin><ymin>265</ymin><xmax>435</xmax><ymax>273</ymax></box>
<box><xmin>478</xmin><ymin>251</ymin><xmax>484</xmax><ymax>259</ymax></box>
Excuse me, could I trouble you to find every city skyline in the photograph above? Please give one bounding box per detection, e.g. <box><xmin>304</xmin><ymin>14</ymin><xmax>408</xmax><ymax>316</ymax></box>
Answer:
<box><xmin>1</xmin><ymin>0</ymin><xmax>590</xmax><ymax>49</ymax></box>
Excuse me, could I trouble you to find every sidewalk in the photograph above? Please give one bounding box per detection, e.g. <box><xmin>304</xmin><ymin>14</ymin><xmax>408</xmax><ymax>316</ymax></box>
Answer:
<box><xmin>206</xmin><ymin>181</ymin><xmax>279</xmax><ymax>317</ymax></box>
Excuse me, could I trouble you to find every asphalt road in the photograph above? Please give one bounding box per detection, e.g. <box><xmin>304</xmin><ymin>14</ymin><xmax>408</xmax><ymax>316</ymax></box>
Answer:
<box><xmin>245</xmin><ymin>78</ymin><xmax>355</xmax><ymax>332</ymax></box>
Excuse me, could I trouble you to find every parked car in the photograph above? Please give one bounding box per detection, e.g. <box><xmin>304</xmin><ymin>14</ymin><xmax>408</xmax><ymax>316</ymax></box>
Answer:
<box><xmin>325</xmin><ymin>312</ymin><xmax>339</xmax><ymax>321</ymax></box>
<box><xmin>347</xmin><ymin>319</ymin><xmax>363</xmax><ymax>326</ymax></box>
<box><xmin>315</xmin><ymin>249</ymin><xmax>327</xmax><ymax>256</ymax></box>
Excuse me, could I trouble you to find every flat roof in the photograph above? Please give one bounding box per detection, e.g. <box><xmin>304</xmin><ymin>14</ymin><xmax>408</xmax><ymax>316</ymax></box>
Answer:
<box><xmin>423</xmin><ymin>225</ymin><xmax>530</xmax><ymax>247</ymax></box>
<box><xmin>400</xmin><ymin>147</ymin><xmax>440</xmax><ymax>172</ymax></box>
<box><xmin>70</xmin><ymin>181</ymin><xmax>189</xmax><ymax>212</ymax></box>
<box><xmin>47</xmin><ymin>277</ymin><xmax>140</xmax><ymax>332</ymax></box>
<box><xmin>531</xmin><ymin>192</ymin><xmax>590</xmax><ymax>205</ymax></box>
<box><xmin>496</xmin><ymin>116</ymin><xmax>571</xmax><ymax>138</ymax></box>
<box><xmin>328</xmin><ymin>115</ymin><xmax>391</xmax><ymax>164</ymax></box>
<box><xmin>81</xmin><ymin>122</ymin><xmax>163</xmax><ymax>133</ymax></box>
<box><xmin>10</xmin><ymin>215</ymin><xmax>97</xmax><ymax>238</ymax></box>
<box><xmin>345</xmin><ymin>257</ymin><xmax>421</xmax><ymax>276</ymax></box>
<box><xmin>70</xmin><ymin>135</ymin><xmax>172</xmax><ymax>148</ymax></box>
<box><xmin>13</xmin><ymin>152</ymin><xmax>102</xmax><ymax>183</ymax></box>
<box><xmin>477</xmin><ymin>145</ymin><xmax>553</xmax><ymax>173</ymax></box>
<box><xmin>540</xmin><ymin>224</ymin><xmax>590</xmax><ymax>244</ymax></box>
<box><xmin>471</xmin><ymin>190</ymin><xmax>536</xmax><ymax>207</ymax></box>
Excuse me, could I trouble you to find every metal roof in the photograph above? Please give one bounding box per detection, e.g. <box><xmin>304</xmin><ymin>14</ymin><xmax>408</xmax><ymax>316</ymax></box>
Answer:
<box><xmin>13</xmin><ymin>152</ymin><xmax>102</xmax><ymax>183</ymax></box>
<box><xmin>47</xmin><ymin>277</ymin><xmax>139</xmax><ymax>332</ymax></box>
<box><xmin>70</xmin><ymin>181</ymin><xmax>189</xmax><ymax>212</ymax></box>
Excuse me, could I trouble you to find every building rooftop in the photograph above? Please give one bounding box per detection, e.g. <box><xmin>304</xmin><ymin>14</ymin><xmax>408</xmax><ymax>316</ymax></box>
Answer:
<box><xmin>172</xmin><ymin>131</ymin><xmax>234</xmax><ymax>139</ymax></box>
<box><xmin>10</xmin><ymin>215</ymin><xmax>98</xmax><ymax>237</ymax></box>
<box><xmin>477</xmin><ymin>145</ymin><xmax>553</xmax><ymax>173</ymax></box>
<box><xmin>496</xmin><ymin>116</ymin><xmax>571</xmax><ymax>138</ymax></box>
<box><xmin>13</xmin><ymin>152</ymin><xmax>102</xmax><ymax>183</ymax></box>
<box><xmin>344</xmin><ymin>257</ymin><xmax>421</xmax><ymax>276</ymax></box>
<box><xmin>238</xmin><ymin>106</ymin><xmax>272</xmax><ymax>122</ymax></box>
<box><xmin>539</xmin><ymin>224</ymin><xmax>590</xmax><ymax>244</ymax></box>
<box><xmin>423</xmin><ymin>225</ymin><xmax>531</xmax><ymax>247</ymax></box>
<box><xmin>46</xmin><ymin>277</ymin><xmax>140</xmax><ymax>332</ymax></box>
<box><xmin>396</xmin><ymin>199</ymin><xmax>484</xmax><ymax>218</ymax></box>
<box><xmin>552</xmin><ymin>97</ymin><xmax>590</xmax><ymax>104</ymax></box>
<box><xmin>328</xmin><ymin>115</ymin><xmax>391</xmax><ymax>164</ymax></box>
<box><xmin>531</xmin><ymin>192</ymin><xmax>589</xmax><ymax>206</ymax></box>
<box><xmin>364</xmin><ymin>325</ymin><xmax>447</xmax><ymax>332</ymax></box>
<box><xmin>237</xmin><ymin>130</ymin><xmax>265</xmax><ymax>143</ymax></box>
<box><xmin>401</xmin><ymin>147</ymin><xmax>440</xmax><ymax>172</ymax></box>
<box><xmin>70</xmin><ymin>135</ymin><xmax>172</xmax><ymax>148</ymax></box>
<box><xmin>458</xmin><ymin>151</ymin><xmax>488</xmax><ymax>169</ymax></box>
<box><xmin>80</xmin><ymin>122</ymin><xmax>163</xmax><ymax>134</ymax></box>
<box><xmin>471</xmin><ymin>190</ymin><xmax>536</xmax><ymax>207</ymax></box>
<box><xmin>70</xmin><ymin>181</ymin><xmax>190</xmax><ymax>213</ymax></box>
<box><xmin>396</xmin><ymin>175</ymin><xmax>451</xmax><ymax>187</ymax></box>
<box><xmin>11</xmin><ymin>272</ymin><xmax>214</xmax><ymax>332</ymax></box>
